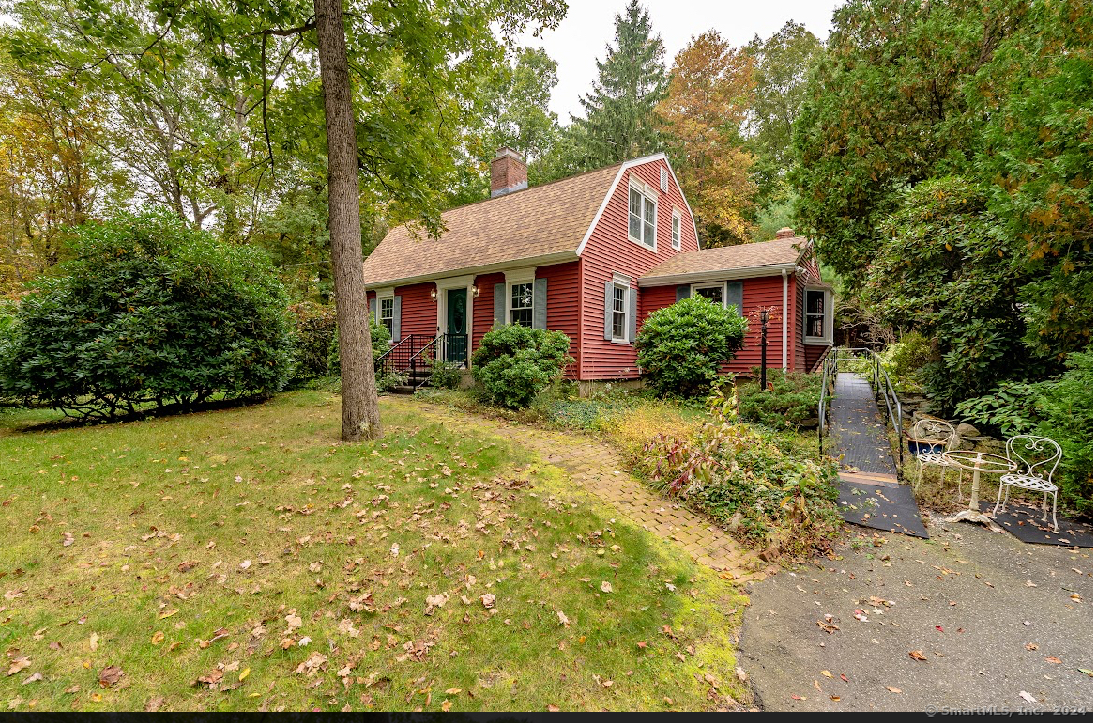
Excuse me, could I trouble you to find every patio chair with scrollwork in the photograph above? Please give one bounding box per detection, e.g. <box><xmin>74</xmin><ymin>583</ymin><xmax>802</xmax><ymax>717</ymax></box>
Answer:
<box><xmin>908</xmin><ymin>418</ymin><xmax>962</xmax><ymax>499</ymax></box>
<box><xmin>995</xmin><ymin>435</ymin><xmax>1063</xmax><ymax>533</ymax></box>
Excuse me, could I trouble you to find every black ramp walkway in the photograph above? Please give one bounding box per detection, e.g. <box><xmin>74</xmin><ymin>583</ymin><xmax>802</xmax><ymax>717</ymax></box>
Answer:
<box><xmin>830</xmin><ymin>372</ymin><xmax>927</xmax><ymax>538</ymax></box>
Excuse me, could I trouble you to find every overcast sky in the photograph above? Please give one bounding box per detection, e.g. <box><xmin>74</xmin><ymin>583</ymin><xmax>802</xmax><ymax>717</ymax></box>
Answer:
<box><xmin>518</xmin><ymin>0</ymin><xmax>845</xmax><ymax>122</ymax></box>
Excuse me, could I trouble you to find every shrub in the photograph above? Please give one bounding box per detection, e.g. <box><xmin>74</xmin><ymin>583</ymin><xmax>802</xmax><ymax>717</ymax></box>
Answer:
<box><xmin>0</xmin><ymin>300</ymin><xmax>17</xmax><ymax>406</ymax></box>
<box><xmin>637</xmin><ymin>381</ymin><xmax>841</xmax><ymax>558</ymax></box>
<box><xmin>288</xmin><ymin>302</ymin><xmax>337</xmax><ymax>383</ymax></box>
<box><xmin>1036</xmin><ymin>350</ymin><xmax>1093</xmax><ymax>513</ymax></box>
<box><xmin>0</xmin><ymin>211</ymin><xmax>294</xmax><ymax>419</ymax></box>
<box><xmin>878</xmin><ymin>331</ymin><xmax>932</xmax><ymax>393</ymax></box>
<box><xmin>428</xmin><ymin>358</ymin><xmax>464</xmax><ymax>390</ymax></box>
<box><xmin>737</xmin><ymin>368</ymin><xmax>822</xmax><ymax>429</ymax></box>
<box><xmin>471</xmin><ymin>325</ymin><xmax>572</xmax><ymax>409</ymax></box>
<box><xmin>635</xmin><ymin>296</ymin><xmax>747</xmax><ymax>398</ymax></box>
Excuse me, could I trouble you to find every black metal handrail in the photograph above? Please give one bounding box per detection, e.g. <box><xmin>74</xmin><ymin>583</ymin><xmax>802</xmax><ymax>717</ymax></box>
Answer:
<box><xmin>374</xmin><ymin>332</ymin><xmax>470</xmax><ymax>387</ymax></box>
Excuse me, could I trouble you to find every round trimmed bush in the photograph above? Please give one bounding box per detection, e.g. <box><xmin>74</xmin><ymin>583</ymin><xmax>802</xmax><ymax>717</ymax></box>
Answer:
<box><xmin>471</xmin><ymin>325</ymin><xmax>571</xmax><ymax>409</ymax></box>
<box><xmin>635</xmin><ymin>296</ymin><xmax>747</xmax><ymax>397</ymax></box>
<box><xmin>0</xmin><ymin>210</ymin><xmax>294</xmax><ymax>418</ymax></box>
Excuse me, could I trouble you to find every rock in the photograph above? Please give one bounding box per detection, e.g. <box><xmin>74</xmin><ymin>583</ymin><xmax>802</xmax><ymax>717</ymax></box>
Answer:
<box><xmin>955</xmin><ymin>423</ymin><xmax>980</xmax><ymax>438</ymax></box>
<box><xmin>758</xmin><ymin>546</ymin><xmax>781</xmax><ymax>563</ymax></box>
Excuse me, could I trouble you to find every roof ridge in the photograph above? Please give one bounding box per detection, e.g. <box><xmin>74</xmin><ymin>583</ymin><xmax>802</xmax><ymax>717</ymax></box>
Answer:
<box><xmin>432</xmin><ymin>160</ymin><xmax>625</xmax><ymax>216</ymax></box>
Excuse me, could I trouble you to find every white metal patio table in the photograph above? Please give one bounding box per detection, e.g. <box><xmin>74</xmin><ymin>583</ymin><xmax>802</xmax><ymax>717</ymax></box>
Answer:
<box><xmin>942</xmin><ymin>450</ymin><xmax>1016</xmax><ymax>531</ymax></box>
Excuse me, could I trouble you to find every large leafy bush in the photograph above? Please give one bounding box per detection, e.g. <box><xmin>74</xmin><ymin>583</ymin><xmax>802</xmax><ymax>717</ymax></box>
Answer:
<box><xmin>0</xmin><ymin>300</ymin><xmax>17</xmax><ymax>406</ymax></box>
<box><xmin>471</xmin><ymin>325</ymin><xmax>571</xmax><ymax>409</ymax></box>
<box><xmin>637</xmin><ymin>381</ymin><xmax>841</xmax><ymax>558</ymax></box>
<box><xmin>635</xmin><ymin>296</ymin><xmax>747</xmax><ymax>398</ymax></box>
<box><xmin>0</xmin><ymin>211</ymin><xmax>293</xmax><ymax>418</ymax></box>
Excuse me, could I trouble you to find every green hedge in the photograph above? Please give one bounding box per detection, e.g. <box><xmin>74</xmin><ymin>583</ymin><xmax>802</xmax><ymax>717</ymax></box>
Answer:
<box><xmin>0</xmin><ymin>211</ymin><xmax>294</xmax><ymax>419</ymax></box>
<box><xmin>737</xmin><ymin>368</ymin><xmax>822</xmax><ymax>429</ymax></box>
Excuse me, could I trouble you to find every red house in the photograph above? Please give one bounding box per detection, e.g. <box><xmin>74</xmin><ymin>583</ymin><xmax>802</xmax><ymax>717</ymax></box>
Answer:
<box><xmin>363</xmin><ymin>148</ymin><xmax>832</xmax><ymax>383</ymax></box>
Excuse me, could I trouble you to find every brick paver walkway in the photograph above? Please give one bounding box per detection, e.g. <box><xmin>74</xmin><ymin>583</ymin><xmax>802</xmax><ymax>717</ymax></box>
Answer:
<box><xmin>391</xmin><ymin>398</ymin><xmax>766</xmax><ymax>582</ymax></box>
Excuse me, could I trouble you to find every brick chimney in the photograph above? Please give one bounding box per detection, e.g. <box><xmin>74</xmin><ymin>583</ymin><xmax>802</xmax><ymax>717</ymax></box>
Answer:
<box><xmin>775</xmin><ymin>227</ymin><xmax>795</xmax><ymax>239</ymax></box>
<box><xmin>490</xmin><ymin>147</ymin><xmax>527</xmax><ymax>198</ymax></box>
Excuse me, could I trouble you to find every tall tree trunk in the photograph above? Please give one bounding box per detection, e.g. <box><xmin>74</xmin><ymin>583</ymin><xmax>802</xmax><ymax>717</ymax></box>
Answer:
<box><xmin>313</xmin><ymin>0</ymin><xmax>382</xmax><ymax>441</ymax></box>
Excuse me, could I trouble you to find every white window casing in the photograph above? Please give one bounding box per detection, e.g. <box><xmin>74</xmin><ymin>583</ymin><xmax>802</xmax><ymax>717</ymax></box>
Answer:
<box><xmin>504</xmin><ymin>267</ymin><xmax>537</xmax><ymax>328</ymax></box>
<box><xmin>672</xmin><ymin>208</ymin><xmax>681</xmax><ymax>250</ymax></box>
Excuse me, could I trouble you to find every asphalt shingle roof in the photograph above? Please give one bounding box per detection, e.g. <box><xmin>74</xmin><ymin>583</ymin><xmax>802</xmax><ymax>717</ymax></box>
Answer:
<box><xmin>362</xmin><ymin>163</ymin><xmax>623</xmax><ymax>287</ymax></box>
<box><xmin>640</xmin><ymin>235</ymin><xmax>807</xmax><ymax>281</ymax></box>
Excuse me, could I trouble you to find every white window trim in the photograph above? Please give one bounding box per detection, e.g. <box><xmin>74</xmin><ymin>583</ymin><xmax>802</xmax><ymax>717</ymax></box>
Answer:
<box><xmin>671</xmin><ymin>208</ymin><xmax>681</xmax><ymax>250</ymax></box>
<box><xmin>691</xmin><ymin>282</ymin><xmax>727</xmax><ymax>309</ymax></box>
<box><xmin>611</xmin><ymin>272</ymin><xmax>632</xmax><ymax>345</ymax></box>
<box><xmin>627</xmin><ymin>178</ymin><xmax>658</xmax><ymax>252</ymax></box>
<box><xmin>803</xmin><ymin>287</ymin><xmax>834</xmax><ymax>345</ymax></box>
<box><xmin>373</xmin><ymin>287</ymin><xmax>395</xmax><ymax>345</ymax></box>
<box><xmin>504</xmin><ymin>267</ymin><xmax>537</xmax><ymax>327</ymax></box>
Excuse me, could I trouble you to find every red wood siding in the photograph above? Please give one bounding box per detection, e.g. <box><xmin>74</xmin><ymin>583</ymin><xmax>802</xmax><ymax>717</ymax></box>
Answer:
<box><xmin>639</xmin><ymin>285</ymin><xmax>677</xmax><ymax>327</ymax></box>
<box><xmin>394</xmin><ymin>282</ymin><xmax>436</xmax><ymax>337</ymax></box>
<box><xmin>471</xmin><ymin>272</ymin><xmax>505</xmax><ymax>356</ymax></box>
<box><xmin>579</xmin><ymin>158</ymin><xmax>699</xmax><ymax>379</ymax></box>
<box><xmin>538</xmin><ymin>261</ymin><xmax>581</xmax><ymax>377</ymax></box>
<box><xmin>723</xmin><ymin>275</ymin><xmax>789</xmax><ymax>375</ymax></box>
<box><xmin>805</xmin><ymin>341</ymin><xmax>827</xmax><ymax>372</ymax></box>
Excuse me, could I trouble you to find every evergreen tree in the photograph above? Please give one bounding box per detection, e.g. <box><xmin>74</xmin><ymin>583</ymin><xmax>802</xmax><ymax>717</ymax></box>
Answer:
<box><xmin>576</xmin><ymin>0</ymin><xmax>668</xmax><ymax>166</ymax></box>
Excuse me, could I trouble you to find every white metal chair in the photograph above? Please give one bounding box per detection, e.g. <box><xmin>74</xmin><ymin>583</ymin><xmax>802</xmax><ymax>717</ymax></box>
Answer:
<box><xmin>995</xmin><ymin>435</ymin><xmax>1063</xmax><ymax>532</ymax></box>
<box><xmin>909</xmin><ymin>418</ymin><xmax>962</xmax><ymax>498</ymax></box>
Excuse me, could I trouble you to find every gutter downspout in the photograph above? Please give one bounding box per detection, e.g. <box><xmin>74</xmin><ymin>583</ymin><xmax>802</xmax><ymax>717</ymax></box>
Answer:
<box><xmin>782</xmin><ymin>269</ymin><xmax>788</xmax><ymax>370</ymax></box>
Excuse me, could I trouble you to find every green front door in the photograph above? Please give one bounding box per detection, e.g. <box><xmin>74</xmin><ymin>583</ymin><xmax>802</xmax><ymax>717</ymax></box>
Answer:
<box><xmin>446</xmin><ymin>288</ymin><xmax>467</xmax><ymax>363</ymax></box>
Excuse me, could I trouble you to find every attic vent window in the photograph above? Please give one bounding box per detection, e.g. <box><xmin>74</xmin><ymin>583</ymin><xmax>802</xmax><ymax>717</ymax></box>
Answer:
<box><xmin>660</xmin><ymin>167</ymin><xmax>668</xmax><ymax>191</ymax></box>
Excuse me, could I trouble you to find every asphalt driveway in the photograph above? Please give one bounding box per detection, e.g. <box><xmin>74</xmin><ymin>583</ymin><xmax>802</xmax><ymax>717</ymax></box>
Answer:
<box><xmin>738</xmin><ymin>519</ymin><xmax>1093</xmax><ymax>712</ymax></box>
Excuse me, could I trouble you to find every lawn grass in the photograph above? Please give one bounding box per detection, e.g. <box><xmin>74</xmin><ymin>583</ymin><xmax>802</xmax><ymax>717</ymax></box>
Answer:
<box><xmin>0</xmin><ymin>391</ymin><xmax>748</xmax><ymax>712</ymax></box>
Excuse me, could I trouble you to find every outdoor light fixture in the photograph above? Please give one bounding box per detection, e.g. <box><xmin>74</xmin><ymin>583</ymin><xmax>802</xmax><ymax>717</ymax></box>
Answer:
<box><xmin>430</xmin><ymin>287</ymin><xmax>437</xmax><ymax>301</ymax></box>
<box><xmin>471</xmin><ymin>284</ymin><xmax>480</xmax><ymax>298</ymax></box>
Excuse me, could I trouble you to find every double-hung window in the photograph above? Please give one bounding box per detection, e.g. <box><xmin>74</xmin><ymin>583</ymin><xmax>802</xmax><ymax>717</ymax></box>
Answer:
<box><xmin>612</xmin><ymin>284</ymin><xmax>627</xmax><ymax>340</ymax></box>
<box><xmin>379</xmin><ymin>297</ymin><xmax>394</xmax><ymax>336</ymax></box>
<box><xmin>672</xmin><ymin>209</ymin><xmax>681</xmax><ymax>250</ymax></box>
<box><xmin>510</xmin><ymin>282</ymin><xmax>534</xmax><ymax>327</ymax></box>
<box><xmin>628</xmin><ymin>182</ymin><xmax>657</xmax><ymax>250</ymax></box>
<box><xmin>804</xmin><ymin>288</ymin><xmax>832</xmax><ymax>344</ymax></box>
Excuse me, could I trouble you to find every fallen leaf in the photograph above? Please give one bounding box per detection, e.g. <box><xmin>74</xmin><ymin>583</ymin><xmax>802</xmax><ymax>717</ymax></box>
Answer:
<box><xmin>150</xmin><ymin>631</ymin><xmax>164</xmax><ymax>645</ymax></box>
<box><xmin>21</xmin><ymin>673</ymin><xmax>42</xmax><ymax>685</ymax></box>
<box><xmin>886</xmin><ymin>687</ymin><xmax>902</xmax><ymax>694</ymax></box>
<box><xmin>6</xmin><ymin>657</ymin><xmax>31</xmax><ymax>677</ymax></box>
<box><xmin>909</xmin><ymin>650</ymin><xmax>927</xmax><ymax>661</ymax></box>
<box><xmin>1045</xmin><ymin>656</ymin><xmax>1062</xmax><ymax>665</ymax></box>
<box><xmin>445</xmin><ymin>688</ymin><xmax>461</xmax><ymax>695</ymax></box>
<box><xmin>821</xmin><ymin>670</ymin><xmax>833</xmax><ymax>678</ymax></box>
<box><xmin>600</xmin><ymin>581</ymin><xmax>613</xmax><ymax>594</ymax></box>
<box><xmin>239</xmin><ymin>560</ymin><xmax>251</xmax><ymax>570</ymax></box>
<box><xmin>547</xmin><ymin>704</ymin><xmax>560</xmax><ymax>712</ymax></box>
<box><xmin>1019</xmin><ymin>691</ymin><xmax>1037</xmax><ymax>704</ymax></box>
<box><xmin>441</xmin><ymin>700</ymin><xmax>451</xmax><ymax>712</ymax></box>
<box><xmin>89</xmin><ymin>633</ymin><xmax>99</xmax><ymax>651</ymax></box>
<box><xmin>556</xmin><ymin>610</ymin><xmax>570</xmax><ymax>627</ymax></box>
<box><xmin>98</xmin><ymin>666</ymin><xmax>123</xmax><ymax>688</ymax></box>
<box><xmin>1026</xmin><ymin>642</ymin><xmax>1040</xmax><ymax>651</ymax></box>
<box><xmin>145</xmin><ymin>696</ymin><xmax>164</xmax><ymax>712</ymax></box>
<box><xmin>239</xmin><ymin>668</ymin><xmax>250</xmax><ymax>682</ymax></box>
<box><xmin>158</xmin><ymin>609</ymin><xmax>178</xmax><ymax>620</ymax></box>
<box><xmin>480</xmin><ymin>594</ymin><xmax>495</xmax><ymax>609</ymax></box>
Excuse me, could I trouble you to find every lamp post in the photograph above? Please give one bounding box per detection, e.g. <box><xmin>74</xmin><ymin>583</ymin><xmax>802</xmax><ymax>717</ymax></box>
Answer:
<box><xmin>759</xmin><ymin>309</ymin><xmax>770</xmax><ymax>392</ymax></box>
